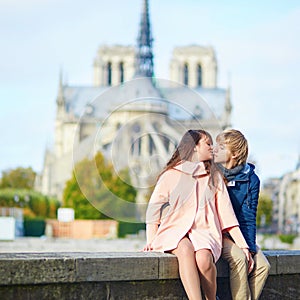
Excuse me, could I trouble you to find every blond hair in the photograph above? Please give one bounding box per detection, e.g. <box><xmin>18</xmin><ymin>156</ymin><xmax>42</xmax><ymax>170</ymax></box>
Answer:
<box><xmin>216</xmin><ymin>129</ymin><xmax>248</xmax><ymax>165</ymax></box>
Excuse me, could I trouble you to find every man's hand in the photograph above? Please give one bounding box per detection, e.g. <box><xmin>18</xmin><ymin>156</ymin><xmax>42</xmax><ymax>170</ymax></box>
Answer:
<box><xmin>242</xmin><ymin>248</ymin><xmax>255</xmax><ymax>274</ymax></box>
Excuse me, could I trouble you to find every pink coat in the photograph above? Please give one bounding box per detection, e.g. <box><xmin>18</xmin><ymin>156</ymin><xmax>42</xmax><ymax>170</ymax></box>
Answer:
<box><xmin>146</xmin><ymin>161</ymin><xmax>239</xmax><ymax>262</ymax></box>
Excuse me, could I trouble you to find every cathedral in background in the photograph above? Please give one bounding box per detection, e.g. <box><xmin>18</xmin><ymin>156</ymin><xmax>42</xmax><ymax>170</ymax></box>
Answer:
<box><xmin>35</xmin><ymin>0</ymin><xmax>232</xmax><ymax>215</ymax></box>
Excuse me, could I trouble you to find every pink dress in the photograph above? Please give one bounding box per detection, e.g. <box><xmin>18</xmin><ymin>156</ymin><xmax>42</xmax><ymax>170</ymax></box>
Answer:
<box><xmin>146</xmin><ymin>161</ymin><xmax>239</xmax><ymax>262</ymax></box>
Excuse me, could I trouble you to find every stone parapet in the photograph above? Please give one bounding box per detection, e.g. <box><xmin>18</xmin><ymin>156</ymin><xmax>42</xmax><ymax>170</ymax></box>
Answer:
<box><xmin>0</xmin><ymin>250</ymin><xmax>299</xmax><ymax>299</ymax></box>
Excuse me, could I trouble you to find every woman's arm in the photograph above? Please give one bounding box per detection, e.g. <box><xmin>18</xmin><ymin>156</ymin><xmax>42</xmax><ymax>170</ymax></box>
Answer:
<box><xmin>144</xmin><ymin>172</ymin><xmax>170</xmax><ymax>251</ymax></box>
<box><xmin>144</xmin><ymin>223</ymin><xmax>159</xmax><ymax>251</ymax></box>
<box><xmin>227</xmin><ymin>226</ymin><xmax>248</xmax><ymax>249</ymax></box>
<box><xmin>147</xmin><ymin>223</ymin><xmax>159</xmax><ymax>243</ymax></box>
<box><xmin>146</xmin><ymin>172</ymin><xmax>170</xmax><ymax>225</ymax></box>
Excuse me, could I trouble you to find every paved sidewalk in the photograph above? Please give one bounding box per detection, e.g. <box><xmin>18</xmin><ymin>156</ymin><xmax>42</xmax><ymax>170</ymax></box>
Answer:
<box><xmin>0</xmin><ymin>237</ymin><xmax>146</xmax><ymax>252</ymax></box>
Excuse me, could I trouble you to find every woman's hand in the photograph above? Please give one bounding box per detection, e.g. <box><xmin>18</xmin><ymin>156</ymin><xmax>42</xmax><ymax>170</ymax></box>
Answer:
<box><xmin>143</xmin><ymin>244</ymin><xmax>153</xmax><ymax>252</ymax></box>
<box><xmin>242</xmin><ymin>248</ymin><xmax>255</xmax><ymax>274</ymax></box>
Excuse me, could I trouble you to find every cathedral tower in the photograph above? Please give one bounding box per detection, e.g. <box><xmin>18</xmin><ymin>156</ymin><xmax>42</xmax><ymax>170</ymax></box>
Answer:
<box><xmin>170</xmin><ymin>45</ymin><xmax>217</xmax><ymax>88</ymax></box>
<box><xmin>93</xmin><ymin>0</ymin><xmax>155</xmax><ymax>86</ymax></box>
<box><xmin>93</xmin><ymin>45</ymin><xmax>135</xmax><ymax>86</ymax></box>
<box><xmin>135</xmin><ymin>0</ymin><xmax>154</xmax><ymax>77</ymax></box>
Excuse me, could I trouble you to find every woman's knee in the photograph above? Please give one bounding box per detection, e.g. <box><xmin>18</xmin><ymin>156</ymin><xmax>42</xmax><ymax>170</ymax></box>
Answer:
<box><xmin>173</xmin><ymin>238</ymin><xmax>195</xmax><ymax>259</ymax></box>
<box><xmin>196</xmin><ymin>249</ymin><xmax>215</xmax><ymax>273</ymax></box>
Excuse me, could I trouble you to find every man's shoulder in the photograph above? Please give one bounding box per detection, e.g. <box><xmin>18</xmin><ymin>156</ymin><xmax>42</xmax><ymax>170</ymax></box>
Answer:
<box><xmin>247</xmin><ymin>163</ymin><xmax>260</xmax><ymax>180</ymax></box>
<box><xmin>245</xmin><ymin>164</ymin><xmax>260</xmax><ymax>189</ymax></box>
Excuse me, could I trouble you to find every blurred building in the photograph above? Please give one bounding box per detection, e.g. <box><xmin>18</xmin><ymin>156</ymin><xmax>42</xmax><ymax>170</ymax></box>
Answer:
<box><xmin>36</xmin><ymin>0</ymin><xmax>232</xmax><ymax>210</ymax></box>
<box><xmin>278</xmin><ymin>158</ymin><xmax>300</xmax><ymax>234</ymax></box>
<box><xmin>262</xmin><ymin>177</ymin><xmax>281</xmax><ymax>232</ymax></box>
<box><xmin>262</xmin><ymin>156</ymin><xmax>300</xmax><ymax>234</ymax></box>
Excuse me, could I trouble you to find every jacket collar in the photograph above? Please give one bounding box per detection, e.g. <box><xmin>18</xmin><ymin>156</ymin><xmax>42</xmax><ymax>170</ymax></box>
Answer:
<box><xmin>173</xmin><ymin>160</ymin><xmax>208</xmax><ymax>176</ymax></box>
<box><xmin>222</xmin><ymin>163</ymin><xmax>254</xmax><ymax>181</ymax></box>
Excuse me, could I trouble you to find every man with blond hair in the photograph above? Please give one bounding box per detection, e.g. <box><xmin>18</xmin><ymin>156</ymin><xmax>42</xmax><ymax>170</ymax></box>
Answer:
<box><xmin>214</xmin><ymin>129</ymin><xmax>270</xmax><ymax>300</ymax></box>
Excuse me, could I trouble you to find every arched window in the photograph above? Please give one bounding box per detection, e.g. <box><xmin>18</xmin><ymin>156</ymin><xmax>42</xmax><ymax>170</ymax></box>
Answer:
<box><xmin>107</xmin><ymin>62</ymin><xmax>112</xmax><ymax>86</ymax></box>
<box><xmin>183</xmin><ymin>63</ymin><xmax>189</xmax><ymax>86</ymax></box>
<box><xmin>119</xmin><ymin>62</ymin><xmax>124</xmax><ymax>83</ymax></box>
<box><xmin>149</xmin><ymin>135</ymin><xmax>155</xmax><ymax>155</ymax></box>
<box><xmin>197</xmin><ymin>64</ymin><xmax>202</xmax><ymax>87</ymax></box>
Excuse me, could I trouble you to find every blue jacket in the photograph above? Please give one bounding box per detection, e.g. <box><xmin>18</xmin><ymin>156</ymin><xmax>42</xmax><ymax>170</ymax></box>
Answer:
<box><xmin>224</xmin><ymin>163</ymin><xmax>260</xmax><ymax>253</ymax></box>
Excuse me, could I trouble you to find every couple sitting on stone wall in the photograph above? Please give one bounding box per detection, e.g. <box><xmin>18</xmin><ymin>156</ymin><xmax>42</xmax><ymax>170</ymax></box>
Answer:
<box><xmin>144</xmin><ymin>128</ymin><xmax>270</xmax><ymax>300</ymax></box>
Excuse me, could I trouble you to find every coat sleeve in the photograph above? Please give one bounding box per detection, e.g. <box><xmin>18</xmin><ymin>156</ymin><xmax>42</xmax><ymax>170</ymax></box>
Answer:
<box><xmin>215</xmin><ymin>175</ymin><xmax>239</xmax><ymax>230</ymax></box>
<box><xmin>243</xmin><ymin>173</ymin><xmax>260</xmax><ymax>253</ymax></box>
<box><xmin>146</xmin><ymin>171</ymin><xmax>171</xmax><ymax>225</ymax></box>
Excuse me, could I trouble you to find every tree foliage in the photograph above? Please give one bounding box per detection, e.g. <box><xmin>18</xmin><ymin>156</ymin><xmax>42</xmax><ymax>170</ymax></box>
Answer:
<box><xmin>257</xmin><ymin>193</ymin><xmax>273</xmax><ymax>228</ymax></box>
<box><xmin>63</xmin><ymin>151</ymin><xmax>137</xmax><ymax>220</ymax></box>
<box><xmin>0</xmin><ymin>167</ymin><xmax>36</xmax><ymax>189</ymax></box>
<box><xmin>0</xmin><ymin>188</ymin><xmax>60</xmax><ymax>218</ymax></box>
<box><xmin>0</xmin><ymin>167</ymin><xmax>60</xmax><ymax>219</ymax></box>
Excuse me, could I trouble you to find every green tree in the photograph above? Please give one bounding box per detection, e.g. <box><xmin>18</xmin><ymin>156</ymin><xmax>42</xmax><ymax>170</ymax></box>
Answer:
<box><xmin>63</xmin><ymin>158</ymin><xmax>103</xmax><ymax>219</ymax></box>
<box><xmin>0</xmin><ymin>167</ymin><xmax>36</xmax><ymax>189</ymax></box>
<box><xmin>63</xmin><ymin>152</ymin><xmax>137</xmax><ymax>220</ymax></box>
<box><xmin>0</xmin><ymin>188</ymin><xmax>60</xmax><ymax>218</ymax></box>
<box><xmin>257</xmin><ymin>193</ymin><xmax>273</xmax><ymax>228</ymax></box>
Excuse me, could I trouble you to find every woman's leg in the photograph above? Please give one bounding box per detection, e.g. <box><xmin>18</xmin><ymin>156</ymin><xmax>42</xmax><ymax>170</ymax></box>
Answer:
<box><xmin>171</xmin><ymin>237</ymin><xmax>202</xmax><ymax>300</ymax></box>
<box><xmin>195</xmin><ymin>249</ymin><xmax>216</xmax><ymax>300</ymax></box>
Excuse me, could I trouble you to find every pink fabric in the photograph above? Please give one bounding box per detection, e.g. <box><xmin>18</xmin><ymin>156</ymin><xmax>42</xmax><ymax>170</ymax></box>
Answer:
<box><xmin>146</xmin><ymin>161</ymin><xmax>240</xmax><ymax>262</ymax></box>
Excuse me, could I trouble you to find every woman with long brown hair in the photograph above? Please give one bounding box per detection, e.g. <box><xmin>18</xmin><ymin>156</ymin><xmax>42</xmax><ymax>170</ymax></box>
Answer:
<box><xmin>144</xmin><ymin>129</ymin><xmax>250</xmax><ymax>300</ymax></box>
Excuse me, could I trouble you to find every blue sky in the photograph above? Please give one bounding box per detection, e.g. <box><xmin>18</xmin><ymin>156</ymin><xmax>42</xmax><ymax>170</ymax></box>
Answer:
<box><xmin>0</xmin><ymin>0</ymin><xmax>300</xmax><ymax>183</ymax></box>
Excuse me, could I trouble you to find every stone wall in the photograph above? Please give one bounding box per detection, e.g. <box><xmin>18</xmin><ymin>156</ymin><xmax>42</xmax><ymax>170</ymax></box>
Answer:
<box><xmin>0</xmin><ymin>250</ymin><xmax>299</xmax><ymax>299</ymax></box>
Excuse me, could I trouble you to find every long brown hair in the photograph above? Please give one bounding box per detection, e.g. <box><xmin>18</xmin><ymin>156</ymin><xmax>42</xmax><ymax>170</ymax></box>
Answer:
<box><xmin>157</xmin><ymin>129</ymin><xmax>213</xmax><ymax>180</ymax></box>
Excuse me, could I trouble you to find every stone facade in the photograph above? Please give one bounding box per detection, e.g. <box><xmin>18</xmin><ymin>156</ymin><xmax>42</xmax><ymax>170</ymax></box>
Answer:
<box><xmin>93</xmin><ymin>45</ymin><xmax>135</xmax><ymax>87</ymax></box>
<box><xmin>36</xmin><ymin>74</ymin><xmax>231</xmax><ymax>204</ymax></box>
<box><xmin>278</xmin><ymin>160</ymin><xmax>300</xmax><ymax>234</ymax></box>
<box><xmin>262</xmin><ymin>177</ymin><xmax>281</xmax><ymax>232</ymax></box>
<box><xmin>262</xmin><ymin>158</ymin><xmax>300</xmax><ymax>234</ymax></box>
